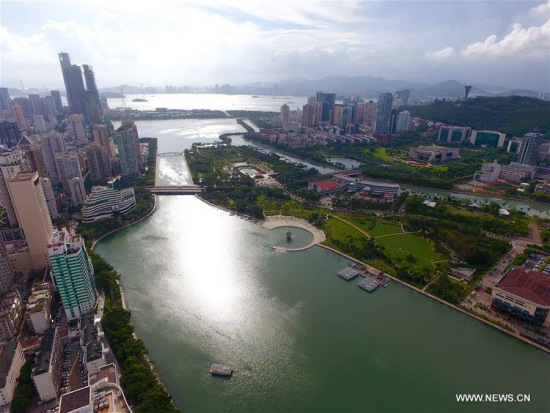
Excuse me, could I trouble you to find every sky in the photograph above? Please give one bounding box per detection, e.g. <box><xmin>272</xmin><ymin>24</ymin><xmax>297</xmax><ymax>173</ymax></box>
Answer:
<box><xmin>1</xmin><ymin>0</ymin><xmax>549</xmax><ymax>91</ymax></box>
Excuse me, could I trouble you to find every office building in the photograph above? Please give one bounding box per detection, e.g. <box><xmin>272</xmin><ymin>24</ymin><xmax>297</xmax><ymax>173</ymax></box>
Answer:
<box><xmin>492</xmin><ymin>267</ymin><xmax>550</xmax><ymax>326</ymax></box>
<box><xmin>0</xmin><ymin>89</ymin><xmax>11</xmax><ymax>112</ymax></box>
<box><xmin>0</xmin><ymin>241</ymin><xmax>14</xmax><ymax>294</ymax></box>
<box><xmin>114</xmin><ymin>120</ymin><xmax>143</xmax><ymax>176</ymax></box>
<box><xmin>86</xmin><ymin>142</ymin><xmax>111</xmax><ymax>183</ymax></box>
<box><xmin>474</xmin><ymin>161</ymin><xmax>536</xmax><ymax>184</ymax></box>
<box><xmin>82</xmin><ymin>177</ymin><xmax>136</xmax><ymax>223</ymax></box>
<box><xmin>517</xmin><ymin>132</ymin><xmax>544</xmax><ymax>165</ymax></box>
<box><xmin>0</xmin><ymin>150</ymin><xmax>31</xmax><ymax>226</ymax></box>
<box><xmin>59</xmin><ymin>52</ymin><xmax>87</xmax><ymax>118</ymax></box>
<box><xmin>0</xmin><ymin>342</ymin><xmax>25</xmax><ymax>406</ymax></box>
<box><xmin>396</xmin><ymin>110</ymin><xmax>410</xmax><ymax>133</ymax></box>
<box><xmin>315</xmin><ymin>92</ymin><xmax>335</xmax><ymax>122</ymax></box>
<box><xmin>48</xmin><ymin>228</ymin><xmax>96</xmax><ymax>321</ymax></box>
<box><xmin>396</xmin><ymin>89</ymin><xmax>410</xmax><ymax>107</ymax></box>
<box><xmin>8</xmin><ymin>171</ymin><xmax>53</xmax><ymax>269</ymax></box>
<box><xmin>374</xmin><ymin>92</ymin><xmax>393</xmax><ymax>135</ymax></box>
<box><xmin>438</xmin><ymin>126</ymin><xmax>471</xmax><ymax>143</ymax></box>
<box><xmin>409</xmin><ymin>145</ymin><xmax>460</xmax><ymax>164</ymax></box>
<box><xmin>0</xmin><ymin>121</ymin><xmax>22</xmax><ymax>148</ymax></box>
<box><xmin>83</xmin><ymin>65</ymin><xmax>102</xmax><ymax>124</ymax></box>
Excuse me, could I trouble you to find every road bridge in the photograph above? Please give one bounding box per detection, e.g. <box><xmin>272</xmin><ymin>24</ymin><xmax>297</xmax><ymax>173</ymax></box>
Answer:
<box><xmin>157</xmin><ymin>152</ymin><xmax>184</xmax><ymax>157</ymax></box>
<box><xmin>147</xmin><ymin>185</ymin><xmax>203</xmax><ymax>195</ymax></box>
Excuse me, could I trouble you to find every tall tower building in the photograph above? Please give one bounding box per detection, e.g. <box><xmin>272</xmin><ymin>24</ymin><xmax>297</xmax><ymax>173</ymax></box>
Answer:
<box><xmin>86</xmin><ymin>142</ymin><xmax>110</xmax><ymax>183</ymax></box>
<box><xmin>50</xmin><ymin>90</ymin><xmax>63</xmax><ymax>114</ymax></box>
<box><xmin>280</xmin><ymin>104</ymin><xmax>290</xmax><ymax>123</ymax></box>
<box><xmin>0</xmin><ymin>121</ymin><xmax>22</xmax><ymax>148</ymax></box>
<box><xmin>375</xmin><ymin>92</ymin><xmax>394</xmax><ymax>135</ymax></box>
<box><xmin>55</xmin><ymin>152</ymin><xmax>83</xmax><ymax>195</ymax></box>
<box><xmin>396</xmin><ymin>89</ymin><xmax>410</xmax><ymax>107</ymax></box>
<box><xmin>10</xmin><ymin>105</ymin><xmax>27</xmax><ymax>132</ymax></box>
<box><xmin>396</xmin><ymin>110</ymin><xmax>411</xmax><ymax>133</ymax></box>
<box><xmin>315</xmin><ymin>91</ymin><xmax>336</xmax><ymax>122</ymax></box>
<box><xmin>517</xmin><ymin>132</ymin><xmax>544</xmax><ymax>165</ymax></box>
<box><xmin>0</xmin><ymin>150</ymin><xmax>31</xmax><ymax>227</ymax></box>
<box><xmin>0</xmin><ymin>241</ymin><xmax>15</xmax><ymax>294</ymax></box>
<box><xmin>40</xmin><ymin>177</ymin><xmax>60</xmax><ymax>219</ymax></box>
<box><xmin>8</xmin><ymin>171</ymin><xmax>53</xmax><ymax>269</ymax></box>
<box><xmin>68</xmin><ymin>177</ymin><xmax>86</xmax><ymax>206</ymax></box>
<box><xmin>0</xmin><ymin>88</ymin><xmax>11</xmax><ymax>112</ymax></box>
<box><xmin>33</xmin><ymin>115</ymin><xmax>46</xmax><ymax>133</ymax></box>
<box><xmin>114</xmin><ymin>121</ymin><xmax>143</xmax><ymax>176</ymax></box>
<box><xmin>67</xmin><ymin>114</ymin><xmax>88</xmax><ymax>146</ymax></box>
<box><xmin>302</xmin><ymin>104</ymin><xmax>314</xmax><ymax>128</ymax></box>
<box><xmin>40</xmin><ymin>131</ymin><xmax>66</xmax><ymax>183</ymax></box>
<box><xmin>48</xmin><ymin>228</ymin><xmax>96</xmax><ymax>321</ymax></box>
<box><xmin>59</xmin><ymin>53</ymin><xmax>87</xmax><ymax>120</ymax></box>
<box><xmin>82</xmin><ymin>65</ymin><xmax>102</xmax><ymax>124</ymax></box>
<box><xmin>92</xmin><ymin>124</ymin><xmax>114</xmax><ymax>159</ymax></box>
<box><xmin>355</xmin><ymin>101</ymin><xmax>366</xmax><ymax>124</ymax></box>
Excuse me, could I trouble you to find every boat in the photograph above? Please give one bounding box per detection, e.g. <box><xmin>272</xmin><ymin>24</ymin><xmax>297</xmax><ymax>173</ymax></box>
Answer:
<box><xmin>210</xmin><ymin>364</ymin><xmax>232</xmax><ymax>376</ymax></box>
<box><xmin>132</xmin><ymin>98</ymin><xmax>148</xmax><ymax>102</ymax></box>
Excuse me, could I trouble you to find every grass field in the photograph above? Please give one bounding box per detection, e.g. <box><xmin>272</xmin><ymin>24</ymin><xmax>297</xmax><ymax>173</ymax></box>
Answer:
<box><xmin>322</xmin><ymin>217</ymin><xmax>365</xmax><ymax>245</ymax></box>
<box><xmin>376</xmin><ymin>233</ymin><xmax>447</xmax><ymax>263</ymax></box>
<box><xmin>369</xmin><ymin>222</ymin><xmax>403</xmax><ymax>237</ymax></box>
<box><xmin>345</xmin><ymin>217</ymin><xmax>377</xmax><ymax>233</ymax></box>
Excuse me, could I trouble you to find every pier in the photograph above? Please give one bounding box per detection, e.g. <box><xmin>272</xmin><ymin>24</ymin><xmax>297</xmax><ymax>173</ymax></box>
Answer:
<box><xmin>337</xmin><ymin>263</ymin><xmax>391</xmax><ymax>291</ymax></box>
<box><xmin>147</xmin><ymin>185</ymin><xmax>203</xmax><ymax>195</ymax></box>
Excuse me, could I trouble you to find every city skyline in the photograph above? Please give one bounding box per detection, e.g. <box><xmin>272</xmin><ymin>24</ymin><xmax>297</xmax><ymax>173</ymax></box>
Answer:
<box><xmin>1</xmin><ymin>0</ymin><xmax>549</xmax><ymax>91</ymax></box>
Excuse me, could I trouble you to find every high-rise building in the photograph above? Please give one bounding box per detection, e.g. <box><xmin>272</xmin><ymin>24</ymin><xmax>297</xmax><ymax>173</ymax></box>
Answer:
<box><xmin>114</xmin><ymin>121</ymin><xmax>143</xmax><ymax>176</ymax></box>
<box><xmin>375</xmin><ymin>92</ymin><xmax>394</xmax><ymax>135</ymax></box>
<box><xmin>0</xmin><ymin>121</ymin><xmax>22</xmax><ymax>148</ymax></box>
<box><xmin>40</xmin><ymin>131</ymin><xmax>66</xmax><ymax>182</ymax></box>
<box><xmin>86</xmin><ymin>142</ymin><xmax>110</xmax><ymax>183</ymax></box>
<box><xmin>517</xmin><ymin>132</ymin><xmax>544</xmax><ymax>165</ymax></box>
<box><xmin>0</xmin><ymin>150</ymin><xmax>31</xmax><ymax>227</ymax></box>
<box><xmin>0</xmin><ymin>88</ymin><xmax>11</xmax><ymax>112</ymax></box>
<box><xmin>396</xmin><ymin>110</ymin><xmax>411</xmax><ymax>133</ymax></box>
<box><xmin>280</xmin><ymin>104</ymin><xmax>290</xmax><ymax>123</ymax></box>
<box><xmin>355</xmin><ymin>101</ymin><xmax>366</xmax><ymax>124</ymax></box>
<box><xmin>50</xmin><ymin>90</ymin><xmax>63</xmax><ymax>114</ymax></box>
<box><xmin>59</xmin><ymin>52</ymin><xmax>87</xmax><ymax>120</ymax></box>
<box><xmin>40</xmin><ymin>178</ymin><xmax>60</xmax><ymax>220</ymax></box>
<box><xmin>315</xmin><ymin>91</ymin><xmax>336</xmax><ymax>122</ymax></box>
<box><xmin>68</xmin><ymin>177</ymin><xmax>86</xmax><ymax>206</ymax></box>
<box><xmin>55</xmin><ymin>152</ymin><xmax>83</xmax><ymax>195</ymax></box>
<box><xmin>92</xmin><ymin>124</ymin><xmax>114</xmax><ymax>159</ymax></box>
<box><xmin>340</xmin><ymin>106</ymin><xmax>353</xmax><ymax>128</ymax></box>
<box><xmin>396</xmin><ymin>89</ymin><xmax>410</xmax><ymax>107</ymax></box>
<box><xmin>67</xmin><ymin>114</ymin><xmax>88</xmax><ymax>146</ymax></box>
<box><xmin>10</xmin><ymin>106</ymin><xmax>27</xmax><ymax>133</ymax></box>
<box><xmin>83</xmin><ymin>65</ymin><xmax>102</xmax><ymax>124</ymax></box>
<box><xmin>8</xmin><ymin>171</ymin><xmax>53</xmax><ymax>269</ymax></box>
<box><xmin>0</xmin><ymin>241</ymin><xmax>15</xmax><ymax>294</ymax></box>
<box><xmin>302</xmin><ymin>104</ymin><xmax>314</xmax><ymax>128</ymax></box>
<box><xmin>48</xmin><ymin>228</ymin><xmax>96</xmax><ymax>321</ymax></box>
<box><xmin>33</xmin><ymin>115</ymin><xmax>46</xmax><ymax>133</ymax></box>
<box><xmin>28</xmin><ymin>94</ymin><xmax>45</xmax><ymax>115</ymax></box>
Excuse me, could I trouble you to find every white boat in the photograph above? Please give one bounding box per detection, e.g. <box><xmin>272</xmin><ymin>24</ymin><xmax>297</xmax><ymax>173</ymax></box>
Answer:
<box><xmin>210</xmin><ymin>364</ymin><xmax>232</xmax><ymax>376</ymax></box>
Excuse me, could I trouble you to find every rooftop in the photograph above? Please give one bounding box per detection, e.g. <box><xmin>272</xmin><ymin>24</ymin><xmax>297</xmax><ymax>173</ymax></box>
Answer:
<box><xmin>59</xmin><ymin>386</ymin><xmax>91</xmax><ymax>413</ymax></box>
<box><xmin>34</xmin><ymin>328</ymin><xmax>55</xmax><ymax>375</ymax></box>
<box><xmin>0</xmin><ymin>342</ymin><xmax>18</xmax><ymax>388</ymax></box>
<box><xmin>89</xmin><ymin>363</ymin><xmax>117</xmax><ymax>387</ymax></box>
<box><xmin>497</xmin><ymin>267</ymin><xmax>550</xmax><ymax>307</ymax></box>
<box><xmin>10</xmin><ymin>171</ymin><xmax>37</xmax><ymax>182</ymax></box>
<box><xmin>313</xmin><ymin>179</ymin><xmax>340</xmax><ymax>190</ymax></box>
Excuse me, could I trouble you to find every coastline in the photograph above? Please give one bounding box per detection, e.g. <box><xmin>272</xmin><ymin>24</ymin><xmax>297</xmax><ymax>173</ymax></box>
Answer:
<box><xmin>318</xmin><ymin>243</ymin><xmax>550</xmax><ymax>355</ymax></box>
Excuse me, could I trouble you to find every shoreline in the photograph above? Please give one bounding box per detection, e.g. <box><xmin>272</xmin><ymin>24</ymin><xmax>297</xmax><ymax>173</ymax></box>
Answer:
<box><xmin>318</xmin><ymin>243</ymin><xmax>550</xmax><ymax>355</ymax></box>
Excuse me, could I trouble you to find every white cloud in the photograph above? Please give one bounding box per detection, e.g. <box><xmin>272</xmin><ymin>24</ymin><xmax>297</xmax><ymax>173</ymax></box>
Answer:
<box><xmin>424</xmin><ymin>46</ymin><xmax>454</xmax><ymax>59</ymax></box>
<box><xmin>529</xmin><ymin>1</ymin><xmax>550</xmax><ymax>19</ymax></box>
<box><xmin>461</xmin><ymin>20</ymin><xmax>550</xmax><ymax>58</ymax></box>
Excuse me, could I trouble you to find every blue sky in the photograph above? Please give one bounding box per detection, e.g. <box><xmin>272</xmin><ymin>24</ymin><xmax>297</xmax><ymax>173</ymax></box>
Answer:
<box><xmin>1</xmin><ymin>0</ymin><xmax>549</xmax><ymax>91</ymax></box>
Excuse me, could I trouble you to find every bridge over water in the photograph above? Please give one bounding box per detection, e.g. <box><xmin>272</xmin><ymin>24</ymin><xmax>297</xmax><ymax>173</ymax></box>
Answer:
<box><xmin>157</xmin><ymin>152</ymin><xmax>184</xmax><ymax>157</ymax></box>
<box><xmin>147</xmin><ymin>185</ymin><xmax>203</xmax><ymax>195</ymax></box>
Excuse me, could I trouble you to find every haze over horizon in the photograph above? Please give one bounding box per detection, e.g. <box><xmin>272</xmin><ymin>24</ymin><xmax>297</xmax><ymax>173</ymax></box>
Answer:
<box><xmin>1</xmin><ymin>0</ymin><xmax>549</xmax><ymax>92</ymax></box>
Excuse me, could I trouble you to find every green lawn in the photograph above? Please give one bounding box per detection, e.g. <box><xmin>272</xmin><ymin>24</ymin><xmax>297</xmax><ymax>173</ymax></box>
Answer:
<box><xmin>373</xmin><ymin>147</ymin><xmax>390</xmax><ymax>161</ymax></box>
<box><xmin>382</xmin><ymin>248</ymin><xmax>435</xmax><ymax>271</ymax></box>
<box><xmin>370</xmin><ymin>222</ymin><xmax>403</xmax><ymax>237</ymax></box>
<box><xmin>345</xmin><ymin>217</ymin><xmax>377</xmax><ymax>233</ymax></box>
<box><xmin>376</xmin><ymin>233</ymin><xmax>447</xmax><ymax>263</ymax></box>
<box><xmin>322</xmin><ymin>217</ymin><xmax>365</xmax><ymax>244</ymax></box>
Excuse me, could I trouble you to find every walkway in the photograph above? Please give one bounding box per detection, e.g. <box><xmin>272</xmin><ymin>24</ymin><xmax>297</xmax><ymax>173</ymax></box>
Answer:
<box><xmin>330</xmin><ymin>215</ymin><xmax>371</xmax><ymax>239</ymax></box>
<box><xmin>260</xmin><ymin>215</ymin><xmax>326</xmax><ymax>252</ymax></box>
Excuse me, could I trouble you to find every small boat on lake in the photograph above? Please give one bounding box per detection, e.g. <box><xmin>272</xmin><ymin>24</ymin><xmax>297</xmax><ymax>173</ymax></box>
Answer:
<box><xmin>210</xmin><ymin>364</ymin><xmax>232</xmax><ymax>376</ymax></box>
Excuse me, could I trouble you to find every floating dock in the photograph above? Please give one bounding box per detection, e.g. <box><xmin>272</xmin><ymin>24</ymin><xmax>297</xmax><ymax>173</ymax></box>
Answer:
<box><xmin>358</xmin><ymin>275</ymin><xmax>379</xmax><ymax>292</ymax></box>
<box><xmin>210</xmin><ymin>364</ymin><xmax>232</xmax><ymax>376</ymax></box>
<box><xmin>338</xmin><ymin>267</ymin><xmax>361</xmax><ymax>281</ymax></box>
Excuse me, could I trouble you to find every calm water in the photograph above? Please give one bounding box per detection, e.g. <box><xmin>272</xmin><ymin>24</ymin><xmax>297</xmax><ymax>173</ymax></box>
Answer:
<box><xmin>108</xmin><ymin>93</ymin><xmax>308</xmax><ymax>112</ymax></box>
<box><xmin>96</xmin><ymin>119</ymin><xmax>550</xmax><ymax>413</ymax></box>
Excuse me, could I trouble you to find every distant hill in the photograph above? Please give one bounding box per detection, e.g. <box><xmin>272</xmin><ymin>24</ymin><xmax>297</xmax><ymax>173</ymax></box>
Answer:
<box><xmin>408</xmin><ymin>96</ymin><xmax>550</xmax><ymax>136</ymax></box>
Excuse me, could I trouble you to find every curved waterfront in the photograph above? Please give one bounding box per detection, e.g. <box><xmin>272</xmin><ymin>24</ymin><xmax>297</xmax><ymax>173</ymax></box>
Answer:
<box><xmin>97</xmin><ymin>119</ymin><xmax>550</xmax><ymax>413</ymax></box>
